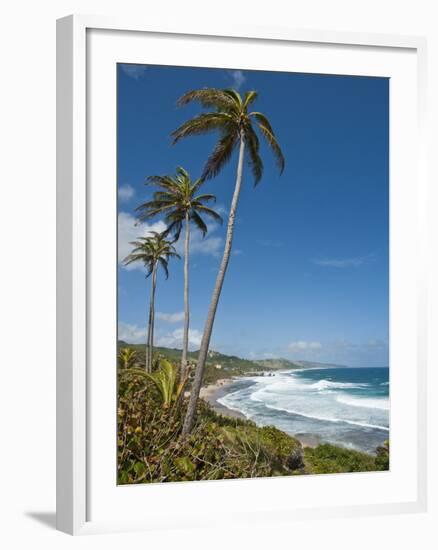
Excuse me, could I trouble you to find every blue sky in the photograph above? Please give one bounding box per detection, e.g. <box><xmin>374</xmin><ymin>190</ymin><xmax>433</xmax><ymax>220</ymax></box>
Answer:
<box><xmin>117</xmin><ymin>64</ymin><xmax>389</xmax><ymax>367</ymax></box>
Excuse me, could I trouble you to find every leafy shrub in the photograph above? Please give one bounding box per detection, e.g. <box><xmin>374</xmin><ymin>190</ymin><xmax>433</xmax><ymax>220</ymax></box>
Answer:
<box><xmin>117</xmin><ymin>365</ymin><xmax>304</xmax><ymax>483</ymax></box>
<box><xmin>304</xmin><ymin>443</ymin><xmax>378</xmax><ymax>474</ymax></box>
<box><xmin>118</xmin><ymin>347</ymin><xmax>138</xmax><ymax>369</ymax></box>
<box><xmin>375</xmin><ymin>440</ymin><xmax>389</xmax><ymax>471</ymax></box>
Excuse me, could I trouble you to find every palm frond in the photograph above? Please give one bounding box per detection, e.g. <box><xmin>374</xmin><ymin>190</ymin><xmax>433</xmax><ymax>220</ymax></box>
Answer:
<box><xmin>195</xmin><ymin>205</ymin><xmax>223</xmax><ymax>224</ymax></box>
<box><xmin>202</xmin><ymin>132</ymin><xmax>239</xmax><ymax>180</ymax></box>
<box><xmin>172</xmin><ymin>113</ymin><xmax>234</xmax><ymax>144</ymax></box>
<box><xmin>158</xmin><ymin>257</ymin><xmax>169</xmax><ymax>279</ymax></box>
<box><xmin>176</xmin><ymin>88</ymin><xmax>238</xmax><ymax>110</ymax></box>
<box><xmin>192</xmin><ymin>193</ymin><xmax>217</xmax><ymax>203</ymax></box>
<box><xmin>223</xmin><ymin>89</ymin><xmax>242</xmax><ymax>107</ymax></box>
<box><xmin>243</xmin><ymin>91</ymin><xmax>258</xmax><ymax>109</ymax></box>
<box><xmin>245</xmin><ymin>125</ymin><xmax>263</xmax><ymax>184</ymax></box>
<box><xmin>190</xmin><ymin>211</ymin><xmax>208</xmax><ymax>236</ymax></box>
<box><xmin>257</xmin><ymin>123</ymin><xmax>285</xmax><ymax>174</ymax></box>
<box><xmin>249</xmin><ymin>112</ymin><xmax>274</xmax><ymax>134</ymax></box>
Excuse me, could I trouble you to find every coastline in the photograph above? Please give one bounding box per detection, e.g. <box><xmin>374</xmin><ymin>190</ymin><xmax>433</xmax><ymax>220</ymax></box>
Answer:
<box><xmin>200</xmin><ymin>378</ymin><xmax>248</xmax><ymax>420</ymax></box>
<box><xmin>200</xmin><ymin>377</ymin><xmax>320</xmax><ymax>447</ymax></box>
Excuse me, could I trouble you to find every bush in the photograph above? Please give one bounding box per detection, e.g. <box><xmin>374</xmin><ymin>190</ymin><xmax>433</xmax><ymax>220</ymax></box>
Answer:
<box><xmin>304</xmin><ymin>443</ymin><xmax>377</xmax><ymax>474</ymax></box>
<box><xmin>375</xmin><ymin>440</ymin><xmax>389</xmax><ymax>471</ymax></box>
<box><xmin>117</xmin><ymin>365</ymin><xmax>304</xmax><ymax>483</ymax></box>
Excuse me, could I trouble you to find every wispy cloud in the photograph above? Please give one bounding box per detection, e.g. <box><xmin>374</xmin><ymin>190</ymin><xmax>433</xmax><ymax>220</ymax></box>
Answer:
<box><xmin>118</xmin><ymin>322</ymin><xmax>146</xmax><ymax>344</ymax></box>
<box><xmin>118</xmin><ymin>212</ymin><xmax>167</xmax><ymax>271</ymax></box>
<box><xmin>156</xmin><ymin>327</ymin><xmax>202</xmax><ymax>350</ymax></box>
<box><xmin>288</xmin><ymin>340</ymin><xmax>322</xmax><ymax>351</ymax></box>
<box><xmin>118</xmin><ymin>212</ymin><xmax>223</xmax><ymax>271</ymax></box>
<box><xmin>313</xmin><ymin>254</ymin><xmax>373</xmax><ymax>268</ymax></box>
<box><xmin>118</xmin><ymin>184</ymin><xmax>135</xmax><ymax>202</ymax></box>
<box><xmin>118</xmin><ymin>321</ymin><xmax>203</xmax><ymax>350</ymax></box>
<box><xmin>156</xmin><ymin>311</ymin><xmax>185</xmax><ymax>323</ymax></box>
<box><xmin>227</xmin><ymin>69</ymin><xmax>246</xmax><ymax>90</ymax></box>
<box><xmin>120</xmin><ymin>64</ymin><xmax>148</xmax><ymax>80</ymax></box>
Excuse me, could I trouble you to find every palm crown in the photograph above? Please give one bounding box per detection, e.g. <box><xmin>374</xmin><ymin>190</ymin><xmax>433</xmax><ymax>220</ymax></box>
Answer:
<box><xmin>136</xmin><ymin>166</ymin><xmax>223</xmax><ymax>240</ymax></box>
<box><xmin>172</xmin><ymin>88</ymin><xmax>285</xmax><ymax>184</ymax></box>
<box><xmin>123</xmin><ymin>232</ymin><xmax>180</xmax><ymax>278</ymax></box>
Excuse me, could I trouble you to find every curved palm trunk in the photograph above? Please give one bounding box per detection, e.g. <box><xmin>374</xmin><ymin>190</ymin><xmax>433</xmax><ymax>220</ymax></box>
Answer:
<box><xmin>148</xmin><ymin>262</ymin><xmax>158</xmax><ymax>371</ymax></box>
<box><xmin>181</xmin><ymin>212</ymin><xmax>190</xmax><ymax>379</ymax></box>
<box><xmin>182</xmin><ymin>136</ymin><xmax>245</xmax><ymax>435</ymax></box>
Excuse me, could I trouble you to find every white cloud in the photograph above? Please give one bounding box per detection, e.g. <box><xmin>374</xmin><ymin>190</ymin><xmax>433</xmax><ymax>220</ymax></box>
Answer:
<box><xmin>118</xmin><ymin>212</ymin><xmax>167</xmax><ymax>271</ymax></box>
<box><xmin>118</xmin><ymin>321</ymin><xmax>203</xmax><ymax>350</ymax></box>
<box><xmin>121</xmin><ymin>64</ymin><xmax>148</xmax><ymax>79</ymax></box>
<box><xmin>156</xmin><ymin>311</ymin><xmax>185</xmax><ymax>323</ymax></box>
<box><xmin>119</xmin><ymin>212</ymin><xmax>223</xmax><ymax>271</ymax></box>
<box><xmin>228</xmin><ymin>69</ymin><xmax>246</xmax><ymax>90</ymax></box>
<box><xmin>173</xmin><ymin>224</ymin><xmax>223</xmax><ymax>258</ymax></box>
<box><xmin>118</xmin><ymin>184</ymin><xmax>135</xmax><ymax>202</ymax></box>
<box><xmin>156</xmin><ymin>328</ymin><xmax>203</xmax><ymax>350</ymax></box>
<box><xmin>118</xmin><ymin>322</ymin><xmax>146</xmax><ymax>344</ymax></box>
<box><xmin>313</xmin><ymin>254</ymin><xmax>373</xmax><ymax>268</ymax></box>
<box><xmin>288</xmin><ymin>340</ymin><xmax>322</xmax><ymax>351</ymax></box>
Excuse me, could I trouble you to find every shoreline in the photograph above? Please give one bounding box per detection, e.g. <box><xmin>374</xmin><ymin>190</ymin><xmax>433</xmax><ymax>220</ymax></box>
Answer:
<box><xmin>200</xmin><ymin>377</ymin><xmax>320</xmax><ymax>448</ymax></box>
<box><xmin>200</xmin><ymin>378</ymin><xmax>248</xmax><ymax>420</ymax></box>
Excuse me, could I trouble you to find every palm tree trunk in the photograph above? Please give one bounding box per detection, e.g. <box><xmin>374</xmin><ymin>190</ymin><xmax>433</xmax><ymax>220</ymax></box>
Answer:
<box><xmin>145</xmin><ymin>298</ymin><xmax>153</xmax><ymax>373</ymax></box>
<box><xmin>182</xmin><ymin>136</ymin><xmax>245</xmax><ymax>435</ymax></box>
<box><xmin>181</xmin><ymin>211</ymin><xmax>190</xmax><ymax>379</ymax></box>
<box><xmin>148</xmin><ymin>262</ymin><xmax>158</xmax><ymax>371</ymax></box>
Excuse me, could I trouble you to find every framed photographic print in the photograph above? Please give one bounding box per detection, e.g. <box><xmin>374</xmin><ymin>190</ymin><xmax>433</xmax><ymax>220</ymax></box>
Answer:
<box><xmin>56</xmin><ymin>15</ymin><xmax>427</xmax><ymax>535</ymax></box>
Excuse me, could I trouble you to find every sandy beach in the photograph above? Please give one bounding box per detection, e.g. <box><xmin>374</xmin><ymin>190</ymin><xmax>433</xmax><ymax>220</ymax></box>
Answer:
<box><xmin>200</xmin><ymin>377</ymin><xmax>320</xmax><ymax>447</ymax></box>
<box><xmin>200</xmin><ymin>378</ymin><xmax>248</xmax><ymax>420</ymax></box>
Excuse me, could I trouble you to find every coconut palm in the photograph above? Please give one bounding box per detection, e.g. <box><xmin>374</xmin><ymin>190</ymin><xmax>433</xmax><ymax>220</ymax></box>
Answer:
<box><xmin>123</xmin><ymin>232</ymin><xmax>180</xmax><ymax>372</ymax></box>
<box><xmin>172</xmin><ymin>88</ymin><xmax>285</xmax><ymax>434</ymax></box>
<box><xmin>136</xmin><ymin>166</ymin><xmax>223</xmax><ymax>378</ymax></box>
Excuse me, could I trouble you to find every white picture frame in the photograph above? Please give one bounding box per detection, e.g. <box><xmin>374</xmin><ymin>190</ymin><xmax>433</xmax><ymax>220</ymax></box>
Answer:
<box><xmin>56</xmin><ymin>14</ymin><xmax>428</xmax><ymax>535</ymax></box>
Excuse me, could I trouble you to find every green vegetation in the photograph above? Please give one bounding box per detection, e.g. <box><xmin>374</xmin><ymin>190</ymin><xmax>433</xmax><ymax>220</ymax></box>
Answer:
<box><xmin>252</xmin><ymin>358</ymin><xmax>304</xmax><ymax>370</ymax></box>
<box><xmin>118</xmin><ymin>341</ymin><xmax>285</xmax><ymax>385</ymax></box>
<box><xmin>304</xmin><ymin>443</ymin><xmax>388</xmax><ymax>474</ymax></box>
<box><xmin>117</xmin><ymin>358</ymin><xmax>389</xmax><ymax>484</ymax></box>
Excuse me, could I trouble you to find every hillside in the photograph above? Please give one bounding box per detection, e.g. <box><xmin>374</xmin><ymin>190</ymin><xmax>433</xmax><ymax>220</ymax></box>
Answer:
<box><xmin>118</xmin><ymin>341</ymin><xmax>269</xmax><ymax>384</ymax></box>
<box><xmin>251</xmin><ymin>358</ymin><xmax>303</xmax><ymax>370</ymax></box>
<box><xmin>118</xmin><ymin>341</ymin><xmax>345</xmax><ymax>384</ymax></box>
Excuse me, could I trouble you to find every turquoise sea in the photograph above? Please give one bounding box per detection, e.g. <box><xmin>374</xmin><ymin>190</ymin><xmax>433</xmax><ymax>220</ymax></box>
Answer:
<box><xmin>218</xmin><ymin>367</ymin><xmax>389</xmax><ymax>453</ymax></box>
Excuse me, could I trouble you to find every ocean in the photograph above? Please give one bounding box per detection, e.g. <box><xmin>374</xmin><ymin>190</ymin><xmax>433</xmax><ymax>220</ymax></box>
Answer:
<box><xmin>217</xmin><ymin>367</ymin><xmax>389</xmax><ymax>453</ymax></box>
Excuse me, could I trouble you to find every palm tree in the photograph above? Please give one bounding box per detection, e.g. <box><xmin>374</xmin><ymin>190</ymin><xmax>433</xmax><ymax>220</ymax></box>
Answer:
<box><xmin>172</xmin><ymin>88</ymin><xmax>285</xmax><ymax>434</ymax></box>
<box><xmin>136</xmin><ymin>166</ymin><xmax>223</xmax><ymax>378</ymax></box>
<box><xmin>123</xmin><ymin>232</ymin><xmax>180</xmax><ymax>372</ymax></box>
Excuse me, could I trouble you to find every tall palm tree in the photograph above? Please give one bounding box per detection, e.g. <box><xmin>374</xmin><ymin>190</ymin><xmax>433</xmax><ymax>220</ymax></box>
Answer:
<box><xmin>136</xmin><ymin>166</ymin><xmax>223</xmax><ymax>378</ymax></box>
<box><xmin>123</xmin><ymin>232</ymin><xmax>180</xmax><ymax>372</ymax></box>
<box><xmin>172</xmin><ymin>88</ymin><xmax>285</xmax><ymax>434</ymax></box>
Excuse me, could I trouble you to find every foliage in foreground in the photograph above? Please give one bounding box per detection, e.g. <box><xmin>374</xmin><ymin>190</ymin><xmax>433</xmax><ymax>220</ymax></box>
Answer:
<box><xmin>118</xmin><ymin>364</ymin><xmax>303</xmax><ymax>483</ymax></box>
<box><xmin>304</xmin><ymin>442</ymin><xmax>389</xmax><ymax>474</ymax></box>
<box><xmin>118</xmin><ymin>363</ymin><xmax>389</xmax><ymax>484</ymax></box>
